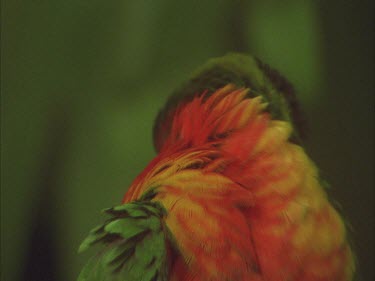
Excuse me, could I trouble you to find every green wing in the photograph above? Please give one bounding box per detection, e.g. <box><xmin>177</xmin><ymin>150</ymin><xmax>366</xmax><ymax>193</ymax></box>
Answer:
<box><xmin>78</xmin><ymin>201</ymin><xmax>169</xmax><ymax>281</ymax></box>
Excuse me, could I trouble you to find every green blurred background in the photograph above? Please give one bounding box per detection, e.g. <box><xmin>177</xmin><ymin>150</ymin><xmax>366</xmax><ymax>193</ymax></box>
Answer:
<box><xmin>2</xmin><ymin>1</ymin><xmax>373</xmax><ymax>280</ymax></box>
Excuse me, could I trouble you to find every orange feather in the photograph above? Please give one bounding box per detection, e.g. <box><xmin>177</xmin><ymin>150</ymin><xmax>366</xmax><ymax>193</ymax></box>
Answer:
<box><xmin>122</xmin><ymin>85</ymin><xmax>355</xmax><ymax>281</ymax></box>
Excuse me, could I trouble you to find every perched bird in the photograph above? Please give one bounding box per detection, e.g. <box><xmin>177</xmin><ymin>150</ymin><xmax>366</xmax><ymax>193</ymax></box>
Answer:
<box><xmin>78</xmin><ymin>54</ymin><xmax>355</xmax><ymax>281</ymax></box>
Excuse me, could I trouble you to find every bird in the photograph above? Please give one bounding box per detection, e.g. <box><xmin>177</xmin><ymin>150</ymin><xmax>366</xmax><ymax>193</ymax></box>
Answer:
<box><xmin>78</xmin><ymin>53</ymin><xmax>355</xmax><ymax>281</ymax></box>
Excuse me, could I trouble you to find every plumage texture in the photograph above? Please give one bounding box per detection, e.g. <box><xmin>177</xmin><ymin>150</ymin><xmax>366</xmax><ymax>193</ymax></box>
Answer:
<box><xmin>123</xmin><ymin>81</ymin><xmax>355</xmax><ymax>280</ymax></box>
<box><xmin>78</xmin><ymin>201</ymin><xmax>169</xmax><ymax>281</ymax></box>
<box><xmin>79</xmin><ymin>54</ymin><xmax>355</xmax><ymax>281</ymax></box>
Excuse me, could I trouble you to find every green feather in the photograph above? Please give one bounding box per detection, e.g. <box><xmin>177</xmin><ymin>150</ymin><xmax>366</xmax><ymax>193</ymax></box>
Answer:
<box><xmin>77</xmin><ymin>201</ymin><xmax>169</xmax><ymax>281</ymax></box>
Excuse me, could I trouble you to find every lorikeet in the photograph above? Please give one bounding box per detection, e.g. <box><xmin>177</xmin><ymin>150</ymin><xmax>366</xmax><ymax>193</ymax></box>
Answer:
<box><xmin>78</xmin><ymin>54</ymin><xmax>355</xmax><ymax>281</ymax></box>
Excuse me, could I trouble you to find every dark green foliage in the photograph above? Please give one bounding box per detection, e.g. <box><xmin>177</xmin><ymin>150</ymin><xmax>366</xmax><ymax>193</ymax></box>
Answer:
<box><xmin>77</xmin><ymin>201</ymin><xmax>168</xmax><ymax>281</ymax></box>
<box><xmin>153</xmin><ymin>53</ymin><xmax>306</xmax><ymax>151</ymax></box>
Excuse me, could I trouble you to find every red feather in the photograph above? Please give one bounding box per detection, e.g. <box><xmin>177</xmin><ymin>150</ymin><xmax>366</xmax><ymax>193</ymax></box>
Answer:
<box><xmin>123</xmin><ymin>85</ymin><xmax>355</xmax><ymax>281</ymax></box>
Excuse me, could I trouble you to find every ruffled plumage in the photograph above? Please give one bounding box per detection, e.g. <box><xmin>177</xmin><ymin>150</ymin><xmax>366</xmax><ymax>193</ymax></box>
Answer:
<box><xmin>122</xmin><ymin>85</ymin><xmax>355</xmax><ymax>281</ymax></box>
